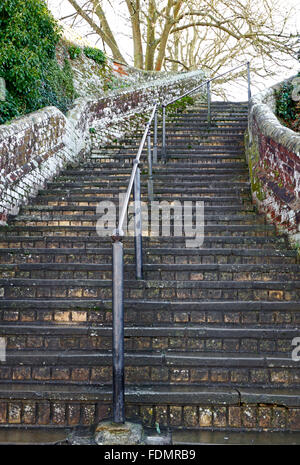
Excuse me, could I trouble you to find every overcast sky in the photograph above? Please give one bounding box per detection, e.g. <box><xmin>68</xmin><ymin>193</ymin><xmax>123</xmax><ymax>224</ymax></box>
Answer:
<box><xmin>47</xmin><ymin>0</ymin><xmax>300</xmax><ymax>98</ymax></box>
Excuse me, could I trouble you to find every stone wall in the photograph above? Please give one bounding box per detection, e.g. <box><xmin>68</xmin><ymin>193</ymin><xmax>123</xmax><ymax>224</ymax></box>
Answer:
<box><xmin>0</xmin><ymin>69</ymin><xmax>206</xmax><ymax>223</ymax></box>
<box><xmin>246</xmin><ymin>77</ymin><xmax>300</xmax><ymax>245</ymax></box>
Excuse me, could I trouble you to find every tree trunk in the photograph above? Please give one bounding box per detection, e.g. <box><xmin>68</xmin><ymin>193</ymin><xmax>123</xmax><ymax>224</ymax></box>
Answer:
<box><xmin>92</xmin><ymin>0</ymin><xmax>127</xmax><ymax>63</ymax></box>
<box><xmin>154</xmin><ymin>0</ymin><xmax>183</xmax><ymax>71</ymax></box>
<box><xmin>125</xmin><ymin>0</ymin><xmax>144</xmax><ymax>69</ymax></box>
<box><xmin>145</xmin><ymin>0</ymin><xmax>157</xmax><ymax>70</ymax></box>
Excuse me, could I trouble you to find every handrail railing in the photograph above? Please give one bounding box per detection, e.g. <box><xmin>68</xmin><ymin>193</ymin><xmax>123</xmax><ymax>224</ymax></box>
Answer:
<box><xmin>111</xmin><ymin>103</ymin><xmax>157</xmax><ymax>424</ymax></box>
<box><xmin>111</xmin><ymin>61</ymin><xmax>251</xmax><ymax>424</ymax></box>
<box><xmin>161</xmin><ymin>61</ymin><xmax>251</xmax><ymax>159</ymax></box>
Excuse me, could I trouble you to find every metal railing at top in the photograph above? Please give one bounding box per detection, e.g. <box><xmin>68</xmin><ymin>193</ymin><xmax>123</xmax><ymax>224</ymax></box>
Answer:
<box><xmin>111</xmin><ymin>62</ymin><xmax>251</xmax><ymax>424</ymax></box>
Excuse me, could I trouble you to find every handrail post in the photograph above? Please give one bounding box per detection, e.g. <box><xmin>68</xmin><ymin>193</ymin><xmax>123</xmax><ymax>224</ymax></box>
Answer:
<box><xmin>153</xmin><ymin>108</ymin><xmax>158</xmax><ymax>164</ymax></box>
<box><xmin>133</xmin><ymin>161</ymin><xmax>143</xmax><ymax>279</ymax></box>
<box><xmin>112</xmin><ymin>232</ymin><xmax>125</xmax><ymax>424</ymax></box>
<box><xmin>162</xmin><ymin>104</ymin><xmax>167</xmax><ymax>162</ymax></box>
<box><xmin>147</xmin><ymin>131</ymin><xmax>154</xmax><ymax>201</ymax></box>
<box><xmin>207</xmin><ymin>81</ymin><xmax>211</xmax><ymax>127</ymax></box>
<box><xmin>247</xmin><ymin>61</ymin><xmax>251</xmax><ymax>102</ymax></box>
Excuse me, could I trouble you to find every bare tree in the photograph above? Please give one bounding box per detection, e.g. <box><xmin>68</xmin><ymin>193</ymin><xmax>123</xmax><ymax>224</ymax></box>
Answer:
<box><xmin>61</xmin><ymin>0</ymin><xmax>298</xmax><ymax>77</ymax></box>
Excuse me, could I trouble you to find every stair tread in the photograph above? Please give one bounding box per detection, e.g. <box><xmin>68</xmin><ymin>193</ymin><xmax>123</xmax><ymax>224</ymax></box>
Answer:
<box><xmin>1</xmin><ymin>99</ymin><xmax>299</xmax><ymax>432</ymax></box>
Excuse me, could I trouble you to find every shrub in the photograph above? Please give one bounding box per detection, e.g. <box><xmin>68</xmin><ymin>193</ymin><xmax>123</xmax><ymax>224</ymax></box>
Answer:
<box><xmin>275</xmin><ymin>82</ymin><xmax>297</xmax><ymax>122</ymax></box>
<box><xmin>68</xmin><ymin>45</ymin><xmax>81</xmax><ymax>60</ymax></box>
<box><xmin>40</xmin><ymin>59</ymin><xmax>76</xmax><ymax>114</ymax></box>
<box><xmin>84</xmin><ymin>47</ymin><xmax>106</xmax><ymax>66</ymax></box>
<box><xmin>0</xmin><ymin>0</ymin><xmax>76</xmax><ymax>123</ymax></box>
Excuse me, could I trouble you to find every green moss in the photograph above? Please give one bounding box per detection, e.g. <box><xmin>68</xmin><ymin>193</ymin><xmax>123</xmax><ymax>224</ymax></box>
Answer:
<box><xmin>251</xmin><ymin>177</ymin><xmax>266</xmax><ymax>201</ymax></box>
<box><xmin>165</xmin><ymin>95</ymin><xmax>195</xmax><ymax>117</ymax></box>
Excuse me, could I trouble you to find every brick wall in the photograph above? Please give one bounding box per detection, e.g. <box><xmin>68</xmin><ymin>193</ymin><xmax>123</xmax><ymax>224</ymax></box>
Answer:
<box><xmin>246</xmin><ymin>78</ymin><xmax>300</xmax><ymax>245</ymax></box>
<box><xmin>0</xmin><ymin>69</ymin><xmax>206</xmax><ymax>224</ymax></box>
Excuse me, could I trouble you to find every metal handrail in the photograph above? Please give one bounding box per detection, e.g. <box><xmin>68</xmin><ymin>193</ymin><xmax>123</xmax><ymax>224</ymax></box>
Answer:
<box><xmin>111</xmin><ymin>103</ymin><xmax>158</xmax><ymax>424</ymax></box>
<box><xmin>117</xmin><ymin>104</ymin><xmax>158</xmax><ymax>235</ymax></box>
<box><xmin>161</xmin><ymin>61</ymin><xmax>251</xmax><ymax>159</ymax></box>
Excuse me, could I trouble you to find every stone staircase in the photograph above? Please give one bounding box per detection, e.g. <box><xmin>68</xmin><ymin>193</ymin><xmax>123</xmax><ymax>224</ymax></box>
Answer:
<box><xmin>0</xmin><ymin>101</ymin><xmax>299</xmax><ymax>437</ymax></box>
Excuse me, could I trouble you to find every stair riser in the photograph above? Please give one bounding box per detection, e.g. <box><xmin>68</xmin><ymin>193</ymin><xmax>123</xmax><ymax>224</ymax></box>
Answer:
<box><xmin>11</xmin><ymin>218</ymin><xmax>267</xmax><ymax>228</ymax></box>
<box><xmin>1</xmin><ymin>283</ymin><xmax>298</xmax><ymax>301</ymax></box>
<box><xmin>1</xmin><ymin>330</ymin><xmax>296</xmax><ymax>355</ymax></box>
<box><xmin>0</xmin><ymin>398</ymin><xmax>297</xmax><ymax>432</ymax></box>
<box><xmin>0</xmin><ymin>248</ymin><xmax>296</xmax><ymax>265</ymax></box>
<box><xmin>1</xmin><ymin>269</ymin><xmax>298</xmax><ymax>282</ymax></box>
<box><xmin>1</xmin><ymin>304</ymin><xmax>299</xmax><ymax>327</ymax></box>
<box><xmin>0</xmin><ymin>364</ymin><xmax>299</xmax><ymax>389</ymax></box>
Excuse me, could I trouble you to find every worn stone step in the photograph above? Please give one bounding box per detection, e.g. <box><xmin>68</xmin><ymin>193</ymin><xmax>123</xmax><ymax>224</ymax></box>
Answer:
<box><xmin>0</xmin><ymin>247</ymin><xmax>296</xmax><ymax>266</ymax></box>
<box><xmin>0</xmin><ymin>235</ymin><xmax>292</xmax><ymax>253</ymax></box>
<box><xmin>0</xmin><ymin>324</ymin><xmax>298</xmax><ymax>356</ymax></box>
<box><xmin>0</xmin><ymin>383</ymin><xmax>299</xmax><ymax>431</ymax></box>
<box><xmin>0</xmin><ymin>350</ymin><xmax>298</xmax><ymax>389</ymax></box>
<box><xmin>12</xmin><ymin>213</ymin><xmax>264</xmax><ymax>227</ymax></box>
<box><xmin>95</xmin><ymin>145</ymin><xmax>245</xmax><ymax>154</ymax></box>
<box><xmin>1</xmin><ymin>278</ymin><xmax>299</xmax><ymax>301</ymax></box>
<box><xmin>42</xmin><ymin>180</ymin><xmax>250</xmax><ymax>191</ymax></box>
<box><xmin>4</xmin><ymin>224</ymin><xmax>275</xmax><ymax>239</ymax></box>
<box><xmin>16</xmin><ymin>204</ymin><xmax>256</xmax><ymax>216</ymax></box>
<box><xmin>14</xmin><ymin>214</ymin><xmax>264</xmax><ymax>228</ymax></box>
<box><xmin>1</xmin><ymin>299</ymin><xmax>299</xmax><ymax>327</ymax></box>
<box><xmin>1</xmin><ymin>262</ymin><xmax>298</xmax><ymax>282</ymax></box>
<box><xmin>33</xmin><ymin>186</ymin><xmax>251</xmax><ymax>197</ymax></box>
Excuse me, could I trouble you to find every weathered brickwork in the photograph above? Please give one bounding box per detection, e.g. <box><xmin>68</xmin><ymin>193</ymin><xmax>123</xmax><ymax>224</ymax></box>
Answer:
<box><xmin>0</xmin><ymin>70</ymin><xmax>206</xmax><ymax>224</ymax></box>
<box><xmin>246</xmin><ymin>77</ymin><xmax>300</xmax><ymax>245</ymax></box>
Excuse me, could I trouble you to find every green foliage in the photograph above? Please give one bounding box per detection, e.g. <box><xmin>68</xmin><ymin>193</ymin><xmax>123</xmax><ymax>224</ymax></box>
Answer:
<box><xmin>275</xmin><ymin>82</ymin><xmax>296</xmax><ymax>122</ymax></box>
<box><xmin>0</xmin><ymin>91</ymin><xmax>20</xmax><ymax>125</ymax></box>
<box><xmin>0</xmin><ymin>0</ymin><xmax>76</xmax><ymax>124</ymax></box>
<box><xmin>166</xmin><ymin>95</ymin><xmax>195</xmax><ymax>116</ymax></box>
<box><xmin>68</xmin><ymin>45</ymin><xmax>81</xmax><ymax>60</ymax></box>
<box><xmin>40</xmin><ymin>59</ymin><xmax>76</xmax><ymax>114</ymax></box>
<box><xmin>84</xmin><ymin>47</ymin><xmax>106</xmax><ymax>66</ymax></box>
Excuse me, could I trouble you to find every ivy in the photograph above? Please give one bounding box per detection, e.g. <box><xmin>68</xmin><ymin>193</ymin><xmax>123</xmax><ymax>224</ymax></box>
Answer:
<box><xmin>68</xmin><ymin>45</ymin><xmax>81</xmax><ymax>60</ymax></box>
<box><xmin>0</xmin><ymin>0</ymin><xmax>76</xmax><ymax>124</ymax></box>
<box><xmin>275</xmin><ymin>82</ymin><xmax>296</xmax><ymax>122</ymax></box>
<box><xmin>84</xmin><ymin>47</ymin><xmax>106</xmax><ymax>66</ymax></box>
